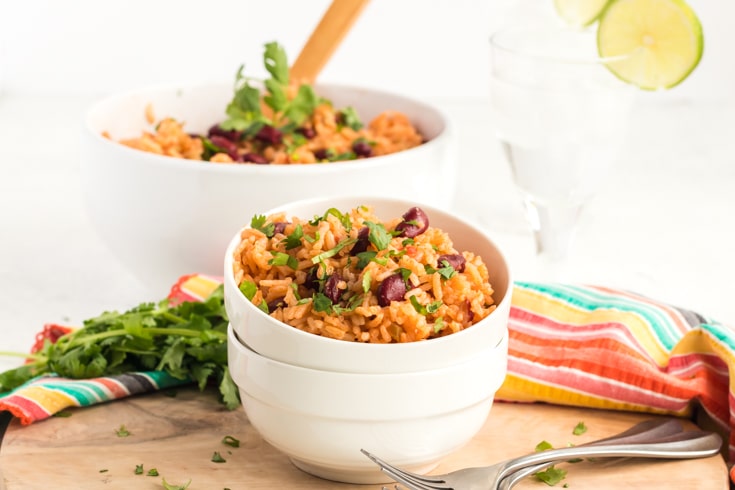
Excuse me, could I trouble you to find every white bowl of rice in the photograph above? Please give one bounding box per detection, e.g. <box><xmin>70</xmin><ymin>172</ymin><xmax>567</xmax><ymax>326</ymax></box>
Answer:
<box><xmin>227</xmin><ymin>323</ymin><xmax>508</xmax><ymax>484</ymax></box>
<box><xmin>81</xmin><ymin>80</ymin><xmax>455</xmax><ymax>295</ymax></box>
<box><xmin>224</xmin><ymin>196</ymin><xmax>512</xmax><ymax>374</ymax></box>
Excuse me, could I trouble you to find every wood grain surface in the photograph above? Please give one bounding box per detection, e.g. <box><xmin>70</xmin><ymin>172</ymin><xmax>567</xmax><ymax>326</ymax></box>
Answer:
<box><xmin>0</xmin><ymin>388</ymin><xmax>727</xmax><ymax>489</ymax></box>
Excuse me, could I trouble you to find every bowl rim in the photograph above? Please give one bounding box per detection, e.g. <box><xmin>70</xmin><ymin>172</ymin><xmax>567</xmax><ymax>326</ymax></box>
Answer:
<box><xmin>84</xmin><ymin>80</ymin><xmax>453</xmax><ymax>175</ymax></box>
<box><xmin>224</xmin><ymin>195</ymin><xmax>513</xmax><ymax>352</ymax></box>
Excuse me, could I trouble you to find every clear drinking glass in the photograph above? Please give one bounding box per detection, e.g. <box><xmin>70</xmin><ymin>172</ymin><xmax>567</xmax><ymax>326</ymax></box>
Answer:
<box><xmin>489</xmin><ymin>28</ymin><xmax>635</xmax><ymax>275</ymax></box>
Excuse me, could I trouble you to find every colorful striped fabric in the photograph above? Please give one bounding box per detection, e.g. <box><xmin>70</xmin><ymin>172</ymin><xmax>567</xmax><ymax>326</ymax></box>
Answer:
<box><xmin>1</xmin><ymin>275</ymin><xmax>733</xmax><ymax>478</ymax></box>
<box><xmin>0</xmin><ymin>371</ymin><xmax>189</xmax><ymax>425</ymax></box>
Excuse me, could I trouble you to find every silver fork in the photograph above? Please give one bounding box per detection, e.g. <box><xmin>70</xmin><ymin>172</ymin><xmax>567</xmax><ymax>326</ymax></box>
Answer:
<box><xmin>373</xmin><ymin>419</ymin><xmax>681</xmax><ymax>490</ymax></box>
<box><xmin>363</xmin><ymin>418</ymin><xmax>722</xmax><ymax>490</ymax></box>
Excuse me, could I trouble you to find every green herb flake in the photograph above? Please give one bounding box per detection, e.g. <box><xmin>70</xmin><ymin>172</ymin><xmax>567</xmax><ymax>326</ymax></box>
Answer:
<box><xmin>437</xmin><ymin>260</ymin><xmax>458</xmax><ymax>280</ymax></box>
<box><xmin>572</xmin><ymin>421</ymin><xmax>587</xmax><ymax>436</ymax></box>
<box><xmin>433</xmin><ymin>317</ymin><xmax>445</xmax><ymax>333</ymax></box>
<box><xmin>250</xmin><ymin>215</ymin><xmax>275</xmax><ymax>238</ymax></box>
<box><xmin>336</xmin><ymin>106</ymin><xmax>363</xmax><ymax>131</ymax></box>
<box><xmin>534</xmin><ymin>466</ymin><xmax>568</xmax><ymax>486</ymax></box>
<box><xmin>222</xmin><ymin>435</ymin><xmax>240</xmax><ymax>448</ymax></box>
<box><xmin>362</xmin><ymin>271</ymin><xmax>372</xmax><ymax>293</ymax></box>
<box><xmin>356</xmin><ymin>251</ymin><xmax>377</xmax><ymax>269</ymax></box>
<box><xmin>269</xmin><ymin>252</ymin><xmax>299</xmax><ymax>270</ymax></box>
<box><xmin>398</xmin><ymin>268</ymin><xmax>412</xmax><ymax>283</ymax></box>
<box><xmin>401</xmin><ymin>238</ymin><xmax>415</xmax><ymax>247</ymax></box>
<box><xmin>147</xmin><ymin>468</ymin><xmax>160</xmax><ymax>477</ymax></box>
<box><xmin>162</xmin><ymin>478</ymin><xmax>192</xmax><ymax>490</ymax></box>
<box><xmin>310</xmin><ymin>238</ymin><xmax>357</xmax><ymax>264</ymax></box>
<box><xmin>211</xmin><ymin>451</ymin><xmax>227</xmax><ymax>463</ymax></box>
<box><xmin>135</xmin><ymin>464</ymin><xmax>144</xmax><ymax>475</ymax></box>
<box><xmin>99</xmin><ymin>469</ymin><xmax>108</xmax><ymax>473</ymax></box>
<box><xmin>239</xmin><ymin>280</ymin><xmax>258</xmax><ymax>300</ymax></box>
<box><xmin>284</xmin><ymin>224</ymin><xmax>303</xmax><ymax>250</ymax></box>
<box><xmin>115</xmin><ymin>425</ymin><xmax>131</xmax><ymax>437</ymax></box>
<box><xmin>535</xmin><ymin>440</ymin><xmax>554</xmax><ymax>452</ymax></box>
<box><xmin>365</xmin><ymin>221</ymin><xmax>392</xmax><ymax>250</ymax></box>
<box><xmin>312</xmin><ymin>293</ymin><xmax>333</xmax><ymax>313</ymax></box>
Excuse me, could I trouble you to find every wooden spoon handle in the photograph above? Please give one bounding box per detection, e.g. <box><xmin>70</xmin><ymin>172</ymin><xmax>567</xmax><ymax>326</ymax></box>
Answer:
<box><xmin>290</xmin><ymin>0</ymin><xmax>371</xmax><ymax>84</ymax></box>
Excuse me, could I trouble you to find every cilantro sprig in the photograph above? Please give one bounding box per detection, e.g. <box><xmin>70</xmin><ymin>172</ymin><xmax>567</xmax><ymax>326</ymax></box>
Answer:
<box><xmin>0</xmin><ymin>286</ymin><xmax>239</xmax><ymax>410</ymax></box>
<box><xmin>221</xmin><ymin>42</ymin><xmax>323</xmax><ymax>133</ymax></box>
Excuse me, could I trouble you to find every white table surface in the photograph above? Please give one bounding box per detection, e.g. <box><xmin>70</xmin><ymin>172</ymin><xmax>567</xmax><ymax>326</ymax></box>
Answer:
<box><xmin>0</xmin><ymin>91</ymin><xmax>733</xmax><ymax>374</ymax></box>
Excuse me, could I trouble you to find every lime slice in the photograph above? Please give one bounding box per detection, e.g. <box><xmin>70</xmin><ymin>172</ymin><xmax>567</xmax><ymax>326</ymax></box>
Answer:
<box><xmin>597</xmin><ymin>0</ymin><xmax>704</xmax><ymax>89</ymax></box>
<box><xmin>554</xmin><ymin>0</ymin><xmax>611</xmax><ymax>27</ymax></box>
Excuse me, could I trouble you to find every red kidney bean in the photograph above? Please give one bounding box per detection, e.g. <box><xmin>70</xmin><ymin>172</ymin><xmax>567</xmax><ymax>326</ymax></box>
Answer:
<box><xmin>377</xmin><ymin>273</ymin><xmax>407</xmax><ymax>307</ymax></box>
<box><xmin>324</xmin><ymin>273</ymin><xmax>343</xmax><ymax>303</ymax></box>
<box><xmin>209</xmin><ymin>135</ymin><xmax>239</xmax><ymax>159</ymax></box>
<box><xmin>304</xmin><ymin>266</ymin><xmax>321</xmax><ymax>291</ymax></box>
<box><xmin>437</xmin><ymin>253</ymin><xmax>466</xmax><ymax>273</ymax></box>
<box><xmin>465</xmin><ymin>300</ymin><xmax>474</xmax><ymax>322</ymax></box>
<box><xmin>395</xmin><ymin>207</ymin><xmax>429</xmax><ymax>238</ymax></box>
<box><xmin>314</xmin><ymin>148</ymin><xmax>333</xmax><ymax>161</ymax></box>
<box><xmin>352</xmin><ymin>140</ymin><xmax>372</xmax><ymax>157</ymax></box>
<box><xmin>273</xmin><ymin>222</ymin><xmax>290</xmax><ymax>235</ymax></box>
<box><xmin>208</xmin><ymin>124</ymin><xmax>242</xmax><ymax>142</ymax></box>
<box><xmin>242</xmin><ymin>153</ymin><xmax>269</xmax><ymax>164</ymax></box>
<box><xmin>267</xmin><ymin>297</ymin><xmax>286</xmax><ymax>311</ymax></box>
<box><xmin>255</xmin><ymin>125</ymin><xmax>283</xmax><ymax>145</ymax></box>
<box><xmin>350</xmin><ymin>227</ymin><xmax>370</xmax><ymax>256</ymax></box>
<box><xmin>296</xmin><ymin>127</ymin><xmax>316</xmax><ymax>139</ymax></box>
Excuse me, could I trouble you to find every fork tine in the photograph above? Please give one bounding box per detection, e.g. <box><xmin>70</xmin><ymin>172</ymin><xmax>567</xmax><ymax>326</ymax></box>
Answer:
<box><xmin>360</xmin><ymin>450</ymin><xmax>449</xmax><ymax>489</ymax></box>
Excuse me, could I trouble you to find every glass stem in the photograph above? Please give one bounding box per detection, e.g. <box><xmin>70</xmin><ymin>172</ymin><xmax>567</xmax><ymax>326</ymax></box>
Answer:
<box><xmin>523</xmin><ymin>197</ymin><xmax>583</xmax><ymax>262</ymax></box>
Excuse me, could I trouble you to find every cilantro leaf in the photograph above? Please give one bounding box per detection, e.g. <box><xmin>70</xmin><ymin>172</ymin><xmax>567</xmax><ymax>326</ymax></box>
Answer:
<box><xmin>269</xmin><ymin>251</ymin><xmax>299</xmax><ymax>270</ymax></box>
<box><xmin>222</xmin><ymin>435</ymin><xmax>240</xmax><ymax>448</ymax></box>
<box><xmin>365</xmin><ymin>221</ymin><xmax>392</xmax><ymax>250</ymax></box>
<box><xmin>211</xmin><ymin>451</ymin><xmax>227</xmax><ymax>463</ymax></box>
<box><xmin>535</xmin><ymin>440</ymin><xmax>554</xmax><ymax>452</ymax></box>
<box><xmin>250</xmin><ymin>215</ymin><xmax>276</xmax><ymax>238</ymax></box>
<box><xmin>573</xmin><ymin>421</ymin><xmax>587</xmax><ymax>436</ymax></box>
<box><xmin>534</xmin><ymin>466</ymin><xmax>567</xmax><ymax>486</ymax></box>
<box><xmin>312</xmin><ymin>292</ymin><xmax>333</xmax><ymax>313</ymax></box>
<box><xmin>239</xmin><ymin>281</ymin><xmax>257</xmax><ymax>301</ymax></box>
<box><xmin>284</xmin><ymin>224</ymin><xmax>303</xmax><ymax>250</ymax></box>
<box><xmin>336</xmin><ymin>106</ymin><xmax>363</xmax><ymax>131</ymax></box>
<box><xmin>284</xmin><ymin>84</ymin><xmax>320</xmax><ymax>125</ymax></box>
<box><xmin>263</xmin><ymin>41</ymin><xmax>289</xmax><ymax>85</ymax></box>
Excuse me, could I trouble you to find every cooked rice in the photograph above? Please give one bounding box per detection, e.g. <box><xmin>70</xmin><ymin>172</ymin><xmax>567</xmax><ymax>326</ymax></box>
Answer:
<box><xmin>114</xmin><ymin>101</ymin><xmax>422</xmax><ymax>164</ymax></box>
<box><xmin>231</xmin><ymin>205</ymin><xmax>497</xmax><ymax>343</ymax></box>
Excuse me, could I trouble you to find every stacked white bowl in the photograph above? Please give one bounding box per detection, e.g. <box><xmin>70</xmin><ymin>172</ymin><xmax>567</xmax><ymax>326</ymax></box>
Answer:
<box><xmin>223</xmin><ymin>196</ymin><xmax>513</xmax><ymax>484</ymax></box>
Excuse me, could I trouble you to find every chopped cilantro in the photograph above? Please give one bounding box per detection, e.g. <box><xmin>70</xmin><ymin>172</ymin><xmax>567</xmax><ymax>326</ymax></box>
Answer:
<box><xmin>336</xmin><ymin>106</ymin><xmax>363</xmax><ymax>130</ymax></box>
<box><xmin>365</xmin><ymin>221</ymin><xmax>392</xmax><ymax>250</ymax></box>
<box><xmin>115</xmin><ymin>425</ymin><xmax>131</xmax><ymax>437</ymax></box>
<box><xmin>401</xmin><ymin>238</ymin><xmax>415</xmax><ymax>246</ymax></box>
<box><xmin>211</xmin><ymin>451</ymin><xmax>227</xmax><ymax>463</ymax></box>
<box><xmin>147</xmin><ymin>468</ymin><xmax>159</xmax><ymax>477</ymax></box>
<box><xmin>284</xmin><ymin>224</ymin><xmax>303</xmax><ymax>250</ymax></box>
<box><xmin>162</xmin><ymin>478</ymin><xmax>192</xmax><ymax>490</ymax></box>
<box><xmin>433</xmin><ymin>317</ymin><xmax>445</xmax><ymax>333</ymax></box>
<box><xmin>134</xmin><ymin>464</ymin><xmax>144</xmax><ymax>475</ymax></box>
<box><xmin>269</xmin><ymin>252</ymin><xmax>298</xmax><ymax>270</ymax></box>
<box><xmin>250</xmin><ymin>215</ymin><xmax>275</xmax><ymax>238</ymax></box>
<box><xmin>535</xmin><ymin>440</ymin><xmax>554</xmax><ymax>452</ymax></box>
<box><xmin>222</xmin><ymin>435</ymin><xmax>240</xmax><ymax>448</ymax></box>
<box><xmin>311</xmin><ymin>238</ymin><xmax>357</xmax><ymax>264</ymax></box>
<box><xmin>572</xmin><ymin>421</ymin><xmax>587</xmax><ymax>436</ymax></box>
<box><xmin>362</xmin><ymin>271</ymin><xmax>372</xmax><ymax>293</ymax></box>
<box><xmin>239</xmin><ymin>280</ymin><xmax>258</xmax><ymax>300</ymax></box>
<box><xmin>437</xmin><ymin>260</ymin><xmax>458</xmax><ymax>279</ymax></box>
<box><xmin>312</xmin><ymin>292</ymin><xmax>333</xmax><ymax>313</ymax></box>
<box><xmin>332</xmin><ymin>294</ymin><xmax>363</xmax><ymax>314</ymax></box>
<box><xmin>397</xmin><ymin>267</ymin><xmax>412</xmax><ymax>284</ymax></box>
<box><xmin>356</xmin><ymin>251</ymin><xmax>377</xmax><ymax>269</ymax></box>
<box><xmin>534</xmin><ymin>466</ymin><xmax>567</xmax><ymax>486</ymax></box>
<box><xmin>409</xmin><ymin>296</ymin><xmax>443</xmax><ymax>316</ymax></box>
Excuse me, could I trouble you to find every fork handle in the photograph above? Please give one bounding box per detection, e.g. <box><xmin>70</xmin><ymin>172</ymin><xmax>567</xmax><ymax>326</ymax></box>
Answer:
<box><xmin>494</xmin><ymin>429</ymin><xmax>722</xmax><ymax>487</ymax></box>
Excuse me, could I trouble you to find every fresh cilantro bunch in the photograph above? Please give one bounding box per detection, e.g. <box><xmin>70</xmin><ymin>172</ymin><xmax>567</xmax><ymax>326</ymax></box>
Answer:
<box><xmin>221</xmin><ymin>42</ymin><xmax>323</xmax><ymax>134</ymax></box>
<box><xmin>0</xmin><ymin>286</ymin><xmax>240</xmax><ymax>410</ymax></box>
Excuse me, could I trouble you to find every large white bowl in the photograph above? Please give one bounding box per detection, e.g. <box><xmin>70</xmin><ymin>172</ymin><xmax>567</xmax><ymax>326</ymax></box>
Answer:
<box><xmin>80</xmin><ymin>82</ymin><xmax>455</xmax><ymax>294</ymax></box>
<box><xmin>227</xmin><ymin>324</ymin><xmax>508</xmax><ymax>484</ymax></box>
<box><xmin>224</xmin><ymin>196</ymin><xmax>512</xmax><ymax>374</ymax></box>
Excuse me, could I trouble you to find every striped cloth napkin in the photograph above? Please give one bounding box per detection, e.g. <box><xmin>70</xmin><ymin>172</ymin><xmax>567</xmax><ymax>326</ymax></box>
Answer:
<box><xmin>1</xmin><ymin>274</ymin><xmax>733</xmax><ymax>478</ymax></box>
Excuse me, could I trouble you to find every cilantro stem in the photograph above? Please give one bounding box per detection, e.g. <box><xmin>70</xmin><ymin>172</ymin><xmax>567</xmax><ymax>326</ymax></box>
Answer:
<box><xmin>62</xmin><ymin>327</ymin><xmax>225</xmax><ymax>350</ymax></box>
<box><xmin>0</xmin><ymin>351</ymin><xmax>45</xmax><ymax>361</ymax></box>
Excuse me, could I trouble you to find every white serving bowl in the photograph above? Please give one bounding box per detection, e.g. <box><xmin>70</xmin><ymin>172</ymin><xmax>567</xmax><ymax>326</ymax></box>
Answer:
<box><xmin>227</xmin><ymin>324</ymin><xmax>508</xmax><ymax>484</ymax></box>
<box><xmin>224</xmin><ymin>196</ymin><xmax>512</xmax><ymax>374</ymax></box>
<box><xmin>80</xmin><ymin>82</ymin><xmax>455</xmax><ymax>295</ymax></box>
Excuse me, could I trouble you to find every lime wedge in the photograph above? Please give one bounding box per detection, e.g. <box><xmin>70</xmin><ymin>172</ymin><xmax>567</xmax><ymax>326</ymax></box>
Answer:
<box><xmin>597</xmin><ymin>0</ymin><xmax>704</xmax><ymax>89</ymax></box>
<box><xmin>554</xmin><ymin>0</ymin><xmax>611</xmax><ymax>27</ymax></box>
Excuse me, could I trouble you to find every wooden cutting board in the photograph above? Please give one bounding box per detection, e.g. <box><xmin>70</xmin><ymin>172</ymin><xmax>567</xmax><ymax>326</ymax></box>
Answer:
<box><xmin>0</xmin><ymin>388</ymin><xmax>727</xmax><ymax>489</ymax></box>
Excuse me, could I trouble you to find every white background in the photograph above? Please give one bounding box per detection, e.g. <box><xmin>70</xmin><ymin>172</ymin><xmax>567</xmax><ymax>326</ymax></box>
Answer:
<box><xmin>0</xmin><ymin>0</ymin><xmax>732</xmax><ymax>101</ymax></box>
